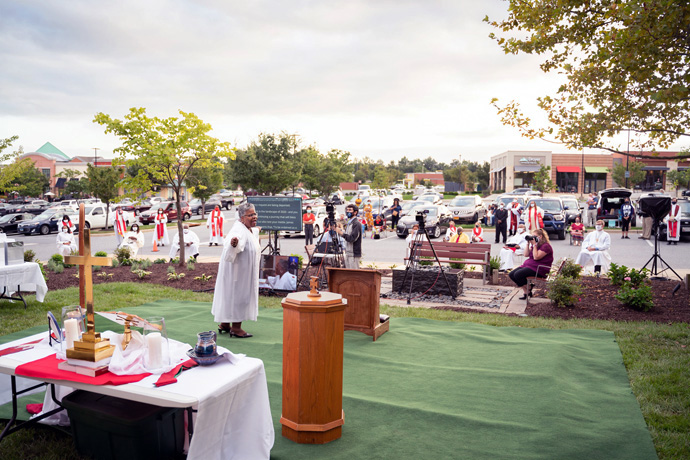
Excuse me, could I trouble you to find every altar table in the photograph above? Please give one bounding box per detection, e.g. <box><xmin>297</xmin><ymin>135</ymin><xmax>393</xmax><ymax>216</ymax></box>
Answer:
<box><xmin>0</xmin><ymin>262</ymin><xmax>48</xmax><ymax>308</ymax></box>
<box><xmin>0</xmin><ymin>333</ymin><xmax>274</xmax><ymax>460</ymax></box>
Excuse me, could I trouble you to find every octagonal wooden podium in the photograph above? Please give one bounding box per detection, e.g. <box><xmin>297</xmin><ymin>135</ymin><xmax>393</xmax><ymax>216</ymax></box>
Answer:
<box><xmin>280</xmin><ymin>290</ymin><xmax>346</xmax><ymax>444</ymax></box>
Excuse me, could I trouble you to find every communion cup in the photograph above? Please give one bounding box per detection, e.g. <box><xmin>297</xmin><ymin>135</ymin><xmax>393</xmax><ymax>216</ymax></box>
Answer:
<box><xmin>195</xmin><ymin>331</ymin><xmax>217</xmax><ymax>356</ymax></box>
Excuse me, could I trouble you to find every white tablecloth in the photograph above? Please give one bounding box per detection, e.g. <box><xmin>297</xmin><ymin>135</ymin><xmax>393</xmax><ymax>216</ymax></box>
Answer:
<box><xmin>0</xmin><ymin>333</ymin><xmax>274</xmax><ymax>460</ymax></box>
<box><xmin>0</xmin><ymin>262</ymin><xmax>48</xmax><ymax>302</ymax></box>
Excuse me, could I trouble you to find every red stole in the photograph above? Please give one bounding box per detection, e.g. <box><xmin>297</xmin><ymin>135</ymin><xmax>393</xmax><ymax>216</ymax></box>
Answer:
<box><xmin>115</xmin><ymin>212</ymin><xmax>126</xmax><ymax>237</ymax></box>
<box><xmin>210</xmin><ymin>210</ymin><xmax>223</xmax><ymax>237</ymax></box>
<box><xmin>668</xmin><ymin>204</ymin><xmax>680</xmax><ymax>238</ymax></box>
<box><xmin>155</xmin><ymin>214</ymin><xmax>165</xmax><ymax>239</ymax></box>
<box><xmin>528</xmin><ymin>207</ymin><xmax>542</xmax><ymax>229</ymax></box>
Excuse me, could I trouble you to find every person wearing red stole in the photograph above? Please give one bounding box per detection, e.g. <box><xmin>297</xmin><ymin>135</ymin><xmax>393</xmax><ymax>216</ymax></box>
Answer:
<box><xmin>153</xmin><ymin>208</ymin><xmax>169</xmax><ymax>247</ymax></box>
<box><xmin>525</xmin><ymin>200</ymin><xmax>544</xmax><ymax>232</ymax></box>
<box><xmin>665</xmin><ymin>198</ymin><xmax>681</xmax><ymax>245</ymax></box>
<box><xmin>207</xmin><ymin>205</ymin><xmax>224</xmax><ymax>246</ymax></box>
<box><xmin>471</xmin><ymin>221</ymin><xmax>484</xmax><ymax>242</ymax></box>
<box><xmin>109</xmin><ymin>206</ymin><xmax>129</xmax><ymax>247</ymax></box>
<box><xmin>508</xmin><ymin>198</ymin><xmax>522</xmax><ymax>236</ymax></box>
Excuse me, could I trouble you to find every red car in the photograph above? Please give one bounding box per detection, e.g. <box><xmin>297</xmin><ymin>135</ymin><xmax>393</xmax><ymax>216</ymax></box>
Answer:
<box><xmin>139</xmin><ymin>201</ymin><xmax>191</xmax><ymax>224</ymax></box>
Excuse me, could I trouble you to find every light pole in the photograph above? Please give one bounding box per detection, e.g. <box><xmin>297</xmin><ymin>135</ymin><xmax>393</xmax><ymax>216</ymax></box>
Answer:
<box><xmin>92</xmin><ymin>147</ymin><xmax>100</xmax><ymax>166</ymax></box>
<box><xmin>625</xmin><ymin>128</ymin><xmax>630</xmax><ymax>189</ymax></box>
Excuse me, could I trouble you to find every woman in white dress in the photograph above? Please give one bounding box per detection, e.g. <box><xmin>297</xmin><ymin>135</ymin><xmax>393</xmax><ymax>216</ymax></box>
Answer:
<box><xmin>153</xmin><ymin>209</ymin><xmax>169</xmax><ymax>247</ymax></box>
<box><xmin>119</xmin><ymin>223</ymin><xmax>145</xmax><ymax>258</ymax></box>
<box><xmin>56</xmin><ymin>225</ymin><xmax>77</xmax><ymax>257</ymax></box>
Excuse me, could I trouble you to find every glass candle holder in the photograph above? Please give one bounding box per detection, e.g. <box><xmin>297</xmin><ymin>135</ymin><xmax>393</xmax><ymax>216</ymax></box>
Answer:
<box><xmin>61</xmin><ymin>305</ymin><xmax>86</xmax><ymax>351</ymax></box>
<box><xmin>144</xmin><ymin>317</ymin><xmax>169</xmax><ymax>371</ymax></box>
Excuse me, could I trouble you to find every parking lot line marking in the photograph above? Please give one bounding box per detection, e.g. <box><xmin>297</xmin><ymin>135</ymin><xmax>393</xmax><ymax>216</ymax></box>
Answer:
<box><xmin>646</xmin><ymin>240</ymin><xmax>654</xmax><ymax>248</ymax></box>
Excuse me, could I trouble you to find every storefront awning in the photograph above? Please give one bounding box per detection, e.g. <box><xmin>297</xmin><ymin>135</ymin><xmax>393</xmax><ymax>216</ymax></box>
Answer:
<box><xmin>55</xmin><ymin>177</ymin><xmax>67</xmax><ymax>188</ymax></box>
<box><xmin>556</xmin><ymin>166</ymin><xmax>581</xmax><ymax>173</ymax></box>
<box><xmin>642</xmin><ymin>166</ymin><xmax>669</xmax><ymax>171</ymax></box>
<box><xmin>514</xmin><ymin>165</ymin><xmax>541</xmax><ymax>172</ymax></box>
<box><xmin>584</xmin><ymin>166</ymin><xmax>609</xmax><ymax>174</ymax></box>
<box><xmin>490</xmin><ymin>166</ymin><xmax>506</xmax><ymax>173</ymax></box>
<box><xmin>678</xmin><ymin>166</ymin><xmax>689</xmax><ymax>171</ymax></box>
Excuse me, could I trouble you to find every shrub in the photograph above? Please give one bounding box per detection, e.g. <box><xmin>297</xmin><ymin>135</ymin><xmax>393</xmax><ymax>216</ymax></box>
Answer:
<box><xmin>37</xmin><ymin>260</ymin><xmax>47</xmax><ymax>280</ymax></box>
<box><xmin>139</xmin><ymin>259</ymin><xmax>153</xmax><ymax>269</ymax></box>
<box><xmin>132</xmin><ymin>269</ymin><xmax>152</xmax><ymax>279</ymax></box>
<box><xmin>46</xmin><ymin>259</ymin><xmax>64</xmax><ymax>274</ymax></box>
<box><xmin>111</xmin><ymin>259</ymin><xmax>119</xmax><ymax>268</ymax></box>
<box><xmin>608</xmin><ymin>263</ymin><xmax>649</xmax><ymax>288</ymax></box>
<box><xmin>289</xmin><ymin>253</ymin><xmax>304</xmax><ymax>270</ymax></box>
<box><xmin>169</xmin><ymin>257</ymin><xmax>180</xmax><ymax>264</ymax></box>
<box><xmin>559</xmin><ymin>258</ymin><xmax>583</xmax><ymax>279</ymax></box>
<box><xmin>167</xmin><ymin>265</ymin><xmax>176</xmax><ymax>274</ymax></box>
<box><xmin>153</xmin><ymin>258</ymin><xmax>167</xmax><ymax>264</ymax></box>
<box><xmin>194</xmin><ymin>274</ymin><xmax>213</xmax><ymax>283</ymax></box>
<box><xmin>187</xmin><ymin>261</ymin><xmax>195</xmax><ymax>271</ymax></box>
<box><xmin>615</xmin><ymin>282</ymin><xmax>654</xmax><ymax>311</ymax></box>
<box><xmin>94</xmin><ymin>251</ymin><xmax>108</xmax><ymax>257</ymax></box>
<box><xmin>120</xmin><ymin>259</ymin><xmax>133</xmax><ymax>266</ymax></box>
<box><xmin>608</xmin><ymin>263</ymin><xmax>629</xmax><ymax>286</ymax></box>
<box><xmin>167</xmin><ymin>272</ymin><xmax>185</xmax><ymax>281</ymax></box>
<box><xmin>489</xmin><ymin>256</ymin><xmax>501</xmax><ymax>274</ymax></box>
<box><xmin>114</xmin><ymin>247</ymin><xmax>131</xmax><ymax>264</ymax></box>
<box><xmin>449</xmin><ymin>258</ymin><xmax>466</xmax><ymax>270</ymax></box>
<box><xmin>50</xmin><ymin>254</ymin><xmax>64</xmax><ymax>265</ymax></box>
<box><xmin>419</xmin><ymin>260</ymin><xmax>434</xmax><ymax>266</ymax></box>
<box><xmin>547</xmin><ymin>275</ymin><xmax>583</xmax><ymax>308</ymax></box>
<box><xmin>24</xmin><ymin>250</ymin><xmax>36</xmax><ymax>262</ymax></box>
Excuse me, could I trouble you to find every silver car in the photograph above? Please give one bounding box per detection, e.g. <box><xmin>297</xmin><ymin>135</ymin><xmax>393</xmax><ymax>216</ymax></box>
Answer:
<box><xmin>447</xmin><ymin>195</ymin><xmax>486</xmax><ymax>224</ymax></box>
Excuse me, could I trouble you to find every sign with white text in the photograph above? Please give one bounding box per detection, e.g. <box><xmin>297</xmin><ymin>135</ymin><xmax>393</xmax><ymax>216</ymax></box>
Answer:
<box><xmin>247</xmin><ymin>196</ymin><xmax>303</xmax><ymax>231</ymax></box>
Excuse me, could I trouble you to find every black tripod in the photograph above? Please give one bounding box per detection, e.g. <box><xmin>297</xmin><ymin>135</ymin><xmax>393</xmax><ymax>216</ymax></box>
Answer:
<box><xmin>640</xmin><ymin>220</ymin><xmax>682</xmax><ymax>281</ymax></box>
<box><xmin>297</xmin><ymin>221</ymin><xmax>345</xmax><ymax>290</ymax></box>
<box><xmin>397</xmin><ymin>223</ymin><xmax>455</xmax><ymax>304</ymax></box>
<box><xmin>261</xmin><ymin>230</ymin><xmax>280</xmax><ymax>256</ymax></box>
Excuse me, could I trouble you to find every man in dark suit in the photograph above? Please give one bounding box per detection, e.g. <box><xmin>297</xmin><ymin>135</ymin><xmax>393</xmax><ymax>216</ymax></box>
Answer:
<box><xmin>494</xmin><ymin>202</ymin><xmax>508</xmax><ymax>244</ymax></box>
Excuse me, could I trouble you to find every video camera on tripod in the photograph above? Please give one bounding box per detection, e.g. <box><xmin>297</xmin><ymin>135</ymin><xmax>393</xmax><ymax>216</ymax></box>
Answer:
<box><xmin>415</xmin><ymin>209</ymin><xmax>429</xmax><ymax>229</ymax></box>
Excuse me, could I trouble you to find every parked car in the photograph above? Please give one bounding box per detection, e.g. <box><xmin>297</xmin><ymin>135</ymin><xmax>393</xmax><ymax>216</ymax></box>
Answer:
<box><xmin>659</xmin><ymin>198</ymin><xmax>690</xmax><ymax>241</ymax></box>
<box><xmin>8</xmin><ymin>203</ymin><xmax>50</xmax><ymax>216</ymax></box>
<box><xmin>209</xmin><ymin>194</ymin><xmax>235</xmax><ymax>210</ymax></box>
<box><xmin>523</xmin><ymin>198</ymin><xmax>567</xmax><ymax>240</ymax></box>
<box><xmin>396</xmin><ymin>204</ymin><xmax>452</xmax><ymax>239</ymax></box>
<box><xmin>139</xmin><ymin>201</ymin><xmax>191</xmax><ymax>224</ymax></box>
<box><xmin>447</xmin><ymin>195</ymin><xmax>486</xmax><ymax>224</ymax></box>
<box><xmin>559</xmin><ymin>195</ymin><xmax>583</xmax><ymax>224</ymax></box>
<box><xmin>18</xmin><ymin>209</ymin><xmax>78</xmax><ymax>235</ymax></box>
<box><xmin>190</xmin><ymin>198</ymin><xmax>223</xmax><ymax>215</ymax></box>
<box><xmin>510</xmin><ymin>188</ymin><xmax>532</xmax><ymax>195</ymax></box>
<box><xmin>73</xmin><ymin>204</ymin><xmax>112</xmax><ymax>230</ymax></box>
<box><xmin>495</xmin><ymin>195</ymin><xmax>527</xmax><ymax>208</ymax></box>
<box><xmin>413</xmin><ymin>193</ymin><xmax>443</xmax><ymax>205</ymax></box>
<box><xmin>0</xmin><ymin>213</ymin><xmax>35</xmax><ymax>234</ymax></box>
<box><xmin>597</xmin><ymin>188</ymin><xmax>636</xmax><ymax>227</ymax></box>
<box><xmin>0</xmin><ymin>203</ymin><xmax>13</xmax><ymax>216</ymax></box>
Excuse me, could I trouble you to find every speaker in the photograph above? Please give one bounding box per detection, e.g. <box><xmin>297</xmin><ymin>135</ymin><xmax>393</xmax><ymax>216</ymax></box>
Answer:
<box><xmin>639</xmin><ymin>196</ymin><xmax>672</xmax><ymax>221</ymax></box>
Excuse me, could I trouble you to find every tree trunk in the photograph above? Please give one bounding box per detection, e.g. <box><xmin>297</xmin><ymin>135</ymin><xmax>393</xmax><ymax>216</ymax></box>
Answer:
<box><xmin>176</xmin><ymin>193</ymin><xmax>185</xmax><ymax>267</ymax></box>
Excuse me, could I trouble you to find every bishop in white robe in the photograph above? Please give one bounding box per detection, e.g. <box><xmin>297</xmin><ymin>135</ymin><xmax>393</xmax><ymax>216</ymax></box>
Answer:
<box><xmin>575</xmin><ymin>220</ymin><xmax>612</xmax><ymax>274</ymax></box>
<box><xmin>169</xmin><ymin>225</ymin><xmax>200</xmax><ymax>260</ymax></box>
<box><xmin>212</xmin><ymin>203</ymin><xmax>260</xmax><ymax>338</ymax></box>
<box><xmin>499</xmin><ymin>225</ymin><xmax>528</xmax><ymax>271</ymax></box>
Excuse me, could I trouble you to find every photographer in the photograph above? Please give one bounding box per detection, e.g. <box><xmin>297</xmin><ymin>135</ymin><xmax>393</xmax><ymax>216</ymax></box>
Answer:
<box><xmin>336</xmin><ymin>204</ymin><xmax>362</xmax><ymax>269</ymax></box>
<box><xmin>508</xmin><ymin>228</ymin><xmax>553</xmax><ymax>300</ymax></box>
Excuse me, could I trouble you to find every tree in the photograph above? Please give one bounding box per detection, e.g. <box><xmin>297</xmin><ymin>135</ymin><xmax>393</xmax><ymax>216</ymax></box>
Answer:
<box><xmin>609</xmin><ymin>161</ymin><xmax>646</xmax><ymax>189</ymax></box>
<box><xmin>186</xmin><ymin>163</ymin><xmax>224</xmax><ymax>218</ymax></box>
<box><xmin>301</xmin><ymin>148</ymin><xmax>353</xmax><ymax>198</ymax></box>
<box><xmin>94</xmin><ymin>108</ymin><xmax>234</xmax><ymax>266</ymax></box>
<box><xmin>485</xmin><ymin>1</ymin><xmax>690</xmax><ymax>159</ymax></box>
<box><xmin>86</xmin><ymin>164</ymin><xmax>123</xmax><ymax>226</ymax></box>
<box><xmin>667</xmin><ymin>169</ymin><xmax>690</xmax><ymax>195</ymax></box>
<box><xmin>231</xmin><ymin>133</ymin><xmax>301</xmax><ymax>196</ymax></box>
<box><xmin>533</xmin><ymin>166</ymin><xmax>555</xmax><ymax>193</ymax></box>
<box><xmin>0</xmin><ymin>136</ymin><xmax>35</xmax><ymax>194</ymax></box>
<box><xmin>13</xmin><ymin>164</ymin><xmax>50</xmax><ymax>197</ymax></box>
<box><xmin>371</xmin><ymin>165</ymin><xmax>393</xmax><ymax>190</ymax></box>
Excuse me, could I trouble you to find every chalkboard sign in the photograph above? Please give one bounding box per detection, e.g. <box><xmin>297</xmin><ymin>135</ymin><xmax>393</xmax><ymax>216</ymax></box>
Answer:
<box><xmin>247</xmin><ymin>196</ymin><xmax>303</xmax><ymax>231</ymax></box>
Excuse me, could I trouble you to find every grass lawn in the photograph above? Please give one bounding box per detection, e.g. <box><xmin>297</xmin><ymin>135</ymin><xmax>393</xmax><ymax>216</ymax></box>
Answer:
<box><xmin>1</xmin><ymin>284</ymin><xmax>688</xmax><ymax>460</ymax></box>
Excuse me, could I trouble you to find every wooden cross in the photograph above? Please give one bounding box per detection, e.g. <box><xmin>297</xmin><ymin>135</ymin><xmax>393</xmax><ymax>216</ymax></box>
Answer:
<box><xmin>307</xmin><ymin>275</ymin><xmax>321</xmax><ymax>298</ymax></box>
<box><xmin>64</xmin><ymin>204</ymin><xmax>114</xmax><ymax>361</ymax></box>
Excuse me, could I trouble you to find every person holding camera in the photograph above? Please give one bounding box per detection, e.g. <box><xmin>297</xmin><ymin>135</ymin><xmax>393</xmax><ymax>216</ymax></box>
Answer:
<box><xmin>336</xmin><ymin>204</ymin><xmax>362</xmax><ymax>269</ymax></box>
<box><xmin>508</xmin><ymin>228</ymin><xmax>554</xmax><ymax>300</ymax></box>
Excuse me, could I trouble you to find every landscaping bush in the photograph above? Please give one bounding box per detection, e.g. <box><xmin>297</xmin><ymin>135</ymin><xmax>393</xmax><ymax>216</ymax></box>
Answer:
<box><xmin>559</xmin><ymin>258</ymin><xmax>583</xmax><ymax>279</ymax></box>
<box><xmin>167</xmin><ymin>265</ymin><xmax>176</xmax><ymax>274</ymax></box>
<box><xmin>50</xmin><ymin>254</ymin><xmax>64</xmax><ymax>265</ymax></box>
<box><xmin>94</xmin><ymin>251</ymin><xmax>108</xmax><ymax>257</ymax></box>
<box><xmin>489</xmin><ymin>256</ymin><xmax>501</xmax><ymax>274</ymax></box>
<box><xmin>547</xmin><ymin>275</ymin><xmax>583</xmax><ymax>308</ymax></box>
<box><xmin>46</xmin><ymin>259</ymin><xmax>64</xmax><ymax>274</ymax></box>
<box><xmin>187</xmin><ymin>261</ymin><xmax>195</xmax><ymax>271</ymax></box>
<box><xmin>608</xmin><ymin>263</ymin><xmax>649</xmax><ymax>288</ymax></box>
<box><xmin>153</xmin><ymin>258</ymin><xmax>167</xmax><ymax>264</ymax></box>
<box><xmin>114</xmin><ymin>247</ymin><xmax>131</xmax><ymax>264</ymax></box>
<box><xmin>24</xmin><ymin>250</ymin><xmax>36</xmax><ymax>263</ymax></box>
<box><xmin>615</xmin><ymin>282</ymin><xmax>654</xmax><ymax>311</ymax></box>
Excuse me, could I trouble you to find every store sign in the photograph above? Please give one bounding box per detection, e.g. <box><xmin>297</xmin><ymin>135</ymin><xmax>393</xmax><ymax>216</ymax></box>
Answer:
<box><xmin>519</xmin><ymin>157</ymin><xmax>541</xmax><ymax>165</ymax></box>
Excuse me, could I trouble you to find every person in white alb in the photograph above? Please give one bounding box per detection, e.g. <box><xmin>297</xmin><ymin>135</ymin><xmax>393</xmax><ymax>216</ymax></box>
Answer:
<box><xmin>153</xmin><ymin>208</ymin><xmax>169</xmax><ymax>247</ymax></box>
<box><xmin>524</xmin><ymin>200</ymin><xmax>544</xmax><ymax>232</ymax></box>
<box><xmin>444</xmin><ymin>221</ymin><xmax>458</xmax><ymax>242</ymax></box>
<box><xmin>665</xmin><ymin>198</ymin><xmax>681</xmax><ymax>245</ymax></box>
<box><xmin>119</xmin><ymin>223</ymin><xmax>145</xmax><ymax>258</ymax></box>
<box><xmin>169</xmin><ymin>224</ymin><xmax>200</xmax><ymax>261</ymax></box>
<box><xmin>499</xmin><ymin>224</ymin><xmax>528</xmax><ymax>271</ymax></box>
<box><xmin>212</xmin><ymin>203</ymin><xmax>261</xmax><ymax>338</ymax></box>
<box><xmin>206</xmin><ymin>205</ymin><xmax>224</xmax><ymax>246</ymax></box>
<box><xmin>110</xmin><ymin>207</ymin><xmax>129</xmax><ymax>247</ymax></box>
<box><xmin>575</xmin><ymin>220</ymin><xmax>612</xmax><ymax>276</ymax></box>
<box><xmin>508</xmin><ymin>198</ymin><xmax>522</xmax><ymax>236</ymax></box>
<box><xmin>56</xmin><ymin>225</ymin><xmax>77</xmax><ymax>257</ymax></box>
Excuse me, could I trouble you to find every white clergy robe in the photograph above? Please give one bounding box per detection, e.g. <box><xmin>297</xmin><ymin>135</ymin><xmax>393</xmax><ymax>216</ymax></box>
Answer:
<box><xmin>212</xmin><ymin>220</ymin><xmax>261</xmax><ymax>323</ymax></box>
<box><xmin>665</xmin><ymin>204</ymin><xmax>681</xmax><ymax>242</ymax></box>
<box><xmin>575</xmin><ymin>230</ymin><xmax>612</xmax><ymax>272</ymax></box>
<box><xmin>154</xmin><ymin>213</ymin><xmax>170</xmax><ymax>246</ymax></box>
<box><xmin>206</xmin><ymin>210</ymin><xmax>224</xmax><ymax>245</ymax></box>
<box><xmin>56</xmin><ymin>231</ymin><xmax>77</xmax><ymax>257</ymax></box>
<box><xmin>499</xmin><ymin>231</ymin><xmax>528</xmax><ymax>270</ymax></box>
<box><xmin>169</xmin><ymin>229</ymin><xmax>201</xmax><ymax>259</ymax></box>
<box><xmin>119</xmin><ymin>231</ymin><xmax>145</xmax><ymax>258</ymax></box>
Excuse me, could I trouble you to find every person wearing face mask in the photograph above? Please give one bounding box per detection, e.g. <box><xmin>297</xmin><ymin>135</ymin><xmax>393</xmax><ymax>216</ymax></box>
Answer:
<box><xmin>508</xmin><ymin>198</ymin><xmax>522</xmax><ymax>236</ymax></box>
<box><xmin>665</xmin><ymin>198</ymin><xmax>681</xmax><ymax>245</ymax></box>
<box><xmin>206</xmin><ymin>205</ymin><xmax>224</xmax><ymax>246</ymax></box>
<box><xmin>363</xmin><ymin>200</ymin><xmax>374</xmax><ymax>235</ymax></box>
<box><xmin>450</xmin><ymin>225</ymin><xmax>470</xmax><ymax>244</ymax></box>
<box><xmin>56</xmin><ymin>225</ymin><xmax>77</xmax><ymax>257</ymax></box>
<box><xmin>406</xmin><ymin>223</ymin><xmax>420</xmax><ymax>259</ymax></box>
<box><xmin>569</xmin><ymin>215</ymin><xmax>585</xmax><ymax>246</ymax></box>
<box><xmin>336</xmin><ymin>204</ymin><xmax>362</xmax><ymax>269</ymax></box>
<box><xmin>61</xmin><ymin>215</ymin><xmax>75</xmax><ymax>233</ymax></box>
<box><xmin>153</xmin><ymin>208</ymin><xmax>169</xmax><ymax>248</ymax></box>
<box><xmin>575</xmin><ymin>220</ymin><xmax>611</xmax><ymax>276</ymax></box>
<box><xmin>119</xmin><ymin>223</ymin><xmax>145</xmax><ymax>258</ymax></box>
<box><xmin>525</xmin><ymin>200</ymin><xmax>544</xmax><ymax>232</ymax></box>
<box><xmin>169</xmin><ymin>223</ymin><xmax>200</xmax><ymax>262</ymax></box>
<box><xmin>212</xmin><ymin>203</ymin><xmax>261</xmax><ymax>338</ymax></box>
<box><xmin>508</xmin><ymin>228</ymin><xmax>553</xmax><ymax>299</ymax></box>
<box><xmin>493</xmin><ymin>202</ymin><xmax>508</xmax><ymax>244</ymax></box>
<box><xmin>619</xmin><ymin>198</ymin><xmax>635</xmax><ymax>239</ymax></box>
<box><xmin>471</xmin><ymin>221</ymin><xmax>484</xmax><ymax>242</ymax></box>
<box><xmin>109</xmin><ymin>206</ymin><xmax>130</xmax><ymax>248</ymax></box>
<box><xmin>302</xmin><ymin>206</ymin><xmax>316</xmax><ymax>245</ymax></box>
<box><xmin>499</xmin><ymin>224</ymin><xmax>528</xmax><ymax>271</ymax></box>
<box><xmin>445</xmin><ymin>221</ymin><xmax>458</xmax><ymax>242</ymax></box>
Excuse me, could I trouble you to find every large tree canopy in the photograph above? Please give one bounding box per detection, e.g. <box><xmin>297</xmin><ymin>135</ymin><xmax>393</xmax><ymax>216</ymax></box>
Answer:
<box><xmin>485</xmin><ymin>0</ymin><xmax>690</xmax><ymax>159</ymax></box>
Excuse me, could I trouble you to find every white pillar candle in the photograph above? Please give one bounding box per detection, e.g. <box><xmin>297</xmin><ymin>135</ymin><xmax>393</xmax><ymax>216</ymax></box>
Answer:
<box><xmin>64</xmin><ymin>318</ymin><xmax>79</xmax><ymax>349</ymax></box>
<box><xmin>147</xmin><ymin>332</ymin><xmax>163</xmax><ymax>369</ymax></box>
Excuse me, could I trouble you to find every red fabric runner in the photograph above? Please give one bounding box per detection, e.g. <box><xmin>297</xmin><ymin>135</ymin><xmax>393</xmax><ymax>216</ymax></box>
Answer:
<box><xmin>15</xmin><ymin>355</ymin><xmax>150</xmax><ymax>386</ymax></box>
<box><xmin>0</xmin><ymin>339</ymin><xmax>43</xmax><ymax>357</ymax></box>
<box><xmin>155</xmin><ymin>358</ymin><xmax>198</xmax><ymax>387</ymax></box>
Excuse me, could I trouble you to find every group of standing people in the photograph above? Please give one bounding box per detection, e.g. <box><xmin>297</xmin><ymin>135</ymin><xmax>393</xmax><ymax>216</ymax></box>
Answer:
<box><xmin>493</xmin><ymin>199</ymin><xmax>543</xmax><ymax>244</ymax></box>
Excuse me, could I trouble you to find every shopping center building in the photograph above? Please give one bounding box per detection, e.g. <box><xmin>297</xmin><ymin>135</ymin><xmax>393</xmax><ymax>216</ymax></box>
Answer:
<box><xmin>490</xmin><ymin>150</ymin><xmax>689</xmax><ymax>194</ymax></box>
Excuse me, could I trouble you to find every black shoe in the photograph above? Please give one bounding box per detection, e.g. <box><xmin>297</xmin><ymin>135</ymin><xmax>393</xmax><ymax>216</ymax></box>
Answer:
<box><xmin>194</xmin><ymin>254</ymin><xmax>199</xmax><ymax>261</ymax></box>
<box><xmin>519</xmin><ymin>294</ymin><xmax>528</xmax><ymax>300</ymax></box>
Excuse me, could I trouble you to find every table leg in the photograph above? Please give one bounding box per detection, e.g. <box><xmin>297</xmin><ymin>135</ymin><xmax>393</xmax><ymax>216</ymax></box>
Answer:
<box><xmin>0</xmin><ymin>377</ymin><xmax>65</xmax><ymax>444</ymax></box>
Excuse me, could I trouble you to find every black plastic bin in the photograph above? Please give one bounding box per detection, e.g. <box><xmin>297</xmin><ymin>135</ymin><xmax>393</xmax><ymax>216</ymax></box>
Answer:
<box><xmin>61</xmin><ymin>390</ymin><xmax>185</xmax><ymax>460</ymax></box>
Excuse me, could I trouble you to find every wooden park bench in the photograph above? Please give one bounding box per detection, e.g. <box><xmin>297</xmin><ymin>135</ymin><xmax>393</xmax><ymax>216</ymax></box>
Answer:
<box><xmin>406</xmin><ymin>242</ymin><xmax>491</xmax><ymax>284</ymax></box>
<box><xmin>526</xmin><ymin>258</ymin><xmax>568</xmax><ymax>306</ymax></box>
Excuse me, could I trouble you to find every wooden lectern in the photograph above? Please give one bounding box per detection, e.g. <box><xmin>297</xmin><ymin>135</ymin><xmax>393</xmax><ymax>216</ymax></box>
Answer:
<box><xmin>281</xmin><ymin>288</ymin><xmax>346</xmax><ymax>444</ymax></box>
<box><xmin>327</xmin><ymin>268</ymin><xmax>388</xmax><ymax>341</ymax></box>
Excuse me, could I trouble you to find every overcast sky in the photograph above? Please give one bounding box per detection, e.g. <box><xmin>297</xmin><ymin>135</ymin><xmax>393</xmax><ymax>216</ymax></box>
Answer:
<box><xmin>1</xmin><ymin>0</ymin><xmax>617</xmax><ymax>163</ymax></box>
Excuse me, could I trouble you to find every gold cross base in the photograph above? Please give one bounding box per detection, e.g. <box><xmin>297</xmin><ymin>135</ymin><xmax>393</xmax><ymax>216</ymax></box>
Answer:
<box><xmin>65</xmin><ymin>333</ymin><xmax>115</xmax><ymax>362</ymax></box>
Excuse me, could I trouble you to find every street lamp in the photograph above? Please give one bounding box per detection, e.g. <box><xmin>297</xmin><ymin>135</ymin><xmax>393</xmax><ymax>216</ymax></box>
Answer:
<box><xmin>625</xmin><ymin>128</ymin><xmax>630</xmax><ymax>189</ymax></box>
<box><xmin>93</xmin><ymin>147</ymin><xmax>100</xmax><ymax>167</ymax></box>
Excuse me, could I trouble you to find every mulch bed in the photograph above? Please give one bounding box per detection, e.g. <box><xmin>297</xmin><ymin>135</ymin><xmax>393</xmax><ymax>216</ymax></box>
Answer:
<box><xmin>44</xmin><ymin>263</ymin><xmax>690</xmax><ymax>323</ymax></box>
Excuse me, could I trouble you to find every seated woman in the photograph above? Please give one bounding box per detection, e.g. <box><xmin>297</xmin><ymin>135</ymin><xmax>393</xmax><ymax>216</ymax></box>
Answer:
<box><xmin>569</xmin><ymin>216</ymin><xmax>585</xmax><ymax>246</ymax></box>
<box><xmin>444</xmin><ymin>221</ymin><xmax>458</xmax><ymax>242</ymax></box>
<box><xmin>508</xmin><ymin>228</ymin><xmax>554</xmax><ymax>300</ymax></box>
<box><xmin>471</xmin><ymin>221</ymin><xmax>484</xmax><ymax>242</ymax></box>
<box><xmin>56</xmin><ymin>225</ymin><xmax>77</xmax><ymax>257</ymax></box>
<box><xmin>372</xmin><ymin>214</ymin><xmax>386</xmax><ymax>239</ymax></box>
<box><xmin>119</xmin><ymin>223</ymin><xmax>145</xmax><ymax>258</ymax></box>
